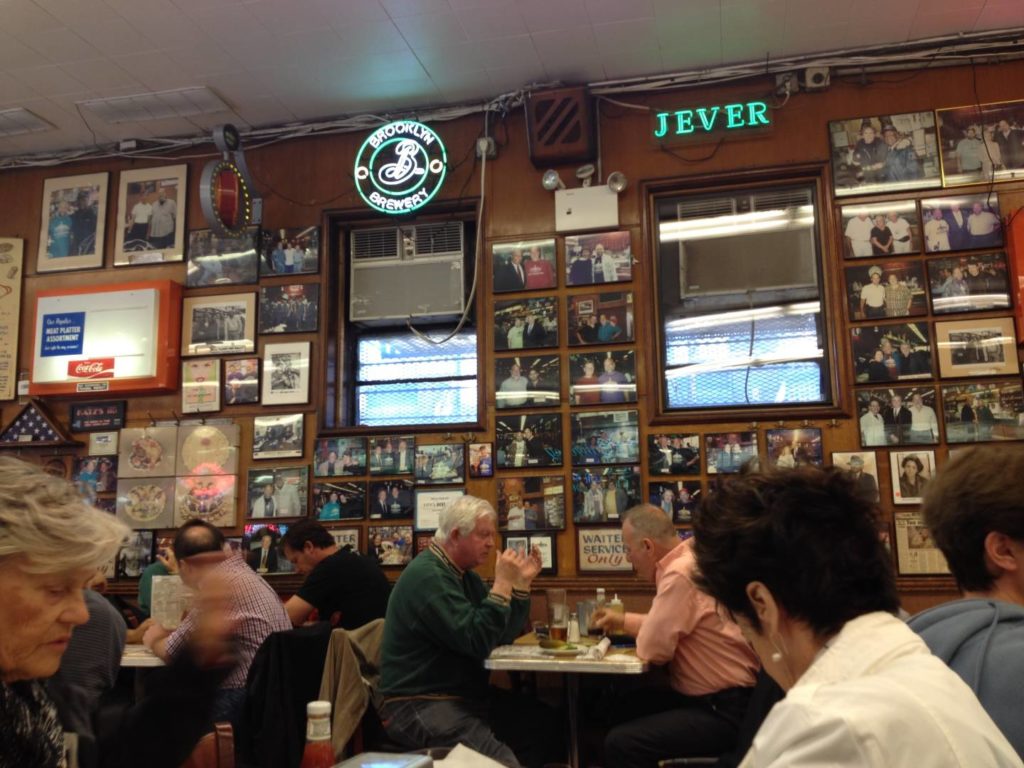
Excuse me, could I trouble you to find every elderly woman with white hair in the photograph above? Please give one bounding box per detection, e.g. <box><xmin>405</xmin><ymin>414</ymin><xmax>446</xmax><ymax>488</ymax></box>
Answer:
<box><xmin>0</xmin><ymin>456</ymin><xmax>237</xmax><ymax>768</ymax></box>
<box><xmin>0</xmin><ymin>456</ymin><xmax>128</xmax><ymax>765</ymax></box>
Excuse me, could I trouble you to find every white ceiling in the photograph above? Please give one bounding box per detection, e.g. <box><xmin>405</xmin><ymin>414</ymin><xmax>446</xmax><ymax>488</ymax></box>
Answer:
<box><xmin>1</xmin><ymin>0</ymin><xmax>1023</xmax><ymax>157</ymax></box>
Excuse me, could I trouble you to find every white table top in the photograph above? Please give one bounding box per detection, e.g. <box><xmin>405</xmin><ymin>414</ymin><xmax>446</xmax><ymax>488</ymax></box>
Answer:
<box><xmin>484</xmin><ymin>644</ymin><xmax>647</xmax><ymax>674</ymax></box>
<box><xmin>121</xmin><ymin>644</ymin><xmax>165</xmax><ymax>668</ymax></box>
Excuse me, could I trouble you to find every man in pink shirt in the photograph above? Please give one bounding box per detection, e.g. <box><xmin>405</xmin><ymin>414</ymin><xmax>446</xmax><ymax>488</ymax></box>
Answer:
<box><xmin>594</xmin><ymin>505</ymin><xmax>759</xmax><ymax>767</ymax></box>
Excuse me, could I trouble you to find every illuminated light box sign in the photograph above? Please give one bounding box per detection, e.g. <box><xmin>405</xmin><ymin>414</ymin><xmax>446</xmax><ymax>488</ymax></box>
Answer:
<box><xmin>652</xmin><ymin>101</ymin><xmax>771</xmax><ymax>142</ymax></box>
<box><xmin>354</xmin><ymin>120</ymin><xmax>447</xmax><ymax>215</ymax></box>
<box><xmin>29</xmin><ymin>280</ymin><xmax>182</xmax><ymax>396</ymax></box>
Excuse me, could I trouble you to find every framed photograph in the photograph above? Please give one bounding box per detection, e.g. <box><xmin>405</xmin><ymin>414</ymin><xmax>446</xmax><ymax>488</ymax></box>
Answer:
<box><xmin>175</xmin><ymin>475</ymin><xmax>237</xmax><ymax>528</ymax></box>
<box><xmin>832</xmin><ymin>451</ymin><xmax>880</xmax><ymax>503</ymax></box>
<box><xmin>765</xmin><ymin>428</ymin><xmax>823</xmax><ymax>468</ymax></box>
<box><xmin>115</xmin><ymin>531</ymin><xmax>154</xmax><ymax>580</ymax></box>
<box><xmin>328</xmin><ymin>527</ymin><xmax>360</xmax><ymax>552</ymax></box>
<box><xmin>368</xmin><ymin>480</ymin><xmax>414</xmax><ymax>519</ymax></box>
<box><xmin>495</xmin><ymin>355</ymin><xmax>560</xmax><ymax>409</ymax></box>
<box><xmin>844</xmin><ymin>260</ymin><xmax>927</xmax><ymax>320</ymax></box>
<box><xmin>118</xmin><ymin>426</ymin><xmax>178</xmax><ymax>478</ymax></box>
<box><xmin>260</xmin><ymin>226</ymin><xmax>320</xmax><ymax>275</ymax></box>
<box><xmin>856</xmin><ymin>386</ymin><xmax>939</xmax><ymax>447</ymax></box>
<box><xmin>186</xmin><ymin>228</ymin><xmax>259</xmax><ymax>287</ymax></box>
<box><xmin>368</xmin><ymin>435</ymin><xmax>416</xmax><ymax>475</ymax></box>
<box><xmin>492</xmin><ymin>238</ymin><xmax>557</xmax><ymax>292</ymax></box>
<box><xmin>851</xmin><ymin>323</ymin><xmax>933</xmax><ymax>384</ymax></box>
<box><xmin>88</xmin><ymin>431</ymin><xmax>118</xmax><ymax>456</ymax></box>
<box><xmin>936</xmin><ymin>100</ymin><xmax>1024</xmax><ymax>187</ymax></box>
<box><xmin>935</xmin><ymin>317</ymin><xmax>1018</xmax><ymax>378</ymax></box>
<box><xmin>577</xmin><ymin>527</ymin><xmax>631</xmax><ymax>573</ymax></box>
<box><xmin>570</xmin><ymin>409</ymin><xmax>640</xmax><ymax>466</ymax></box>
<box><xmin>182</xmin><ymin>293</ymin><xmax>256</xmax><ymax>356</ymax></box>
<box><xmin>247</xmin><ymin>466</ymin><xmax>308</xmax><ymax>519</ymax></box>
<box><xmin>894</xmin><ymin>511</ymin><xmax>950</xmax><ymax>576</ymax></box>
<box><xmin>252</xmin><ymin>413</ymin><xmax>304</xmax><ymax>459</ymax></box>
<box><xmin>262</xmin><ymin>341</ymin><xmax>310</xmax><ymax>405</ymax></box>
<box><xmin>648</xmin><ymin>480</ymin><xmax>701</xmax><ymax>524</ymax></box>
<box><xmin>414</xmin><ymin>488</ymin><xmax>465</xmax><ymax>531</ymax></box>
<box><xmin>74</xmin><ymin>455</ymin><xmax>118</xmax><ymax>497</ymax></box>
<box><xmin>313</xmin><ymin>481</ymin><xmax>366</xmax><ymax>521</ymax></box>
<box><xmin>890</xmin><ymin>450</ymin><xmax>936</xmax><ymax>505</ymax></box>
<box><xmin>828</xmin><ymin>112</ymin><xmax>941</xmax><ymax>197</ymax></box>
<box><xmin>115</xmin><ymin>477</ymin><xmax>175</xmax><ymax>529</ymax></box>
<box><xmin>468</xmin><ymin>442</ymin><xmax>494</xmax><ymax>478</ymax></box>
<box><xmin>503</xmin><ymin>533</ymin><xmax>557</xmax><ymax>575</ymax></box>
<box><xmin>258</xmin><ymin>284</ymin><xmax>320</xmax><ymax>334</ymax></box>
<box><xmin>367</xmin><ymin>525</ymin><xmax>414</xmax><ymax>567</ymax></box>
<box><xmin>568</xmin><ymin>291</ymin><xmax>635</xmax><ymax>345</ymax></box>
<box><xmin>497</xmin><ymin>475</ymin><xmax>567</xmax><ymax>530</ymax></box>
<box><xmin>568</xmin><ymin>350</ymin><xmax>637</xmax><ymax>405</ymax></box>
<box><xmin>414</xmin><ymin>443</ymin><xmax>465</xmax><ymax>485</ymax></box>
<box><xmin>648</xmin><ymin>433</ymin><xmax>701</xmax><ymax>475</ymax></box>
<box><xmin>37</xmin><ymin>172</ymin><xmax>108</xmax><ymax>272</ymax></box>
<box><xmin>177</xmin><ymin>424</ymin><xmax>239</xmax><ymax>477</ymax></box>
<box><xmin>70</xmin><ymin>401</ymin><xmax>126</xmax><ymax>432</ymax></box>
<box><xmin>223</xmin><ymin>357</ymin><xmax>260</xmax><ymax>406</ymax></box>
<box><xmin>181</xmin><ymin>358</ymin><xmax>221</xmax><ymax>414</ymax></box>
<box><xmin>941</xmin><ymin>380</ymin><xmax>1024</xmax><ymax>443</ymax></box>
<box><xmin>572</xmin><ymin>466</ymin><xmax>642</xmax><ymax>524</ymax></box>
<box><xmin>565</xmin><ymin>230</ymin><xmax>632</xmax><ymax>286</ymax></box>
<box><xmin>920</xmin><ymin>194</ymin><xmax>1003</xmax><ymax>253</ymax></box>
<box><xmin>495</xmin><ymin>414</ymin><xmax>563</xmax><ymax>468</ymax></box>
<box><xmin>840</xmin><ymin>200</ymin><xmax>921</xmax><ymax>258</ymax></box>
<box><xmin>926</xmin><ymin>252</ymin><xmax>1011</xmax><ymax>315</ymax></box>
<box><xmin>243</xmin><ymin>524</ymin><xmax>293</xmax><ymax>575</ymax></box>
<box><xmin>705</xmin><ymin>431</ymin><xmax>758</xmax><ymax>474</ymax></box>
<box><xmin>114</xmin><ymin>165</ymin><xmax>187</xmax><ymax>265</ymax></box>
<box><xmin>494</xmin><ymin>297</ymin><xmax>558</xmax><ymax>351</ymax></box>
<box><xmin>314</xmin><ymin>437</ymin><xmax>367</xmax><ymax>477</ymax></box>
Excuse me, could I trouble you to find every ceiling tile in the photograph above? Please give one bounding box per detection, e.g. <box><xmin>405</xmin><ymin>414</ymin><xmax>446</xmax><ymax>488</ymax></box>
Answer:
<box><xmin>33</xmin><ymin>0</ymin><xmax>120</xmax><ymax>24</ymax></box>
<box><xmin>334</xmin><ymin>20</ymin><xmax>410</xmax><ymax>56</ymax></box>
<box><xmin>598</xmin><ymin>45</ymin><xmax>663</xmax><ymax>80</ymax></box>
<box><xmin>417</xmin><ymin>43</ymin><xmax>486</xmax><ymax>77</ymax></box>
<box><xmin>910</xmin><ymin>9</ymin><xmax>983</xmax><ymax>38</ymax></box>
<box><xmin>448</xmin><ymin>0</ymin><xmax>507</xmax><ymax>8</ymax></box>
<box><xmin>592</xmin><ymin>17</ymin><xmax>661</xmax><ymax>50</ymax></box>
<box><xmin>247</xmin><ymin>0</ymin><xmax>331</xmax><ymax>34</ymax></box>
<box><xmin>973</xmin><ymin>2</ymin><xmax>1024</xmax><ymax>29</ymax></box>
<box><xmin>166</xmin><ymin>44</ymin><xmax>246</xmax><ymax>78</ymax></box>
<box><xmin>532</xmin><ymin>25</ymin><xmax>599</xmax><ymax>56</ymax></box>
<box><xmin>380</xmin><ymin>0</ymin><xmax>451</xmax><ymax>17</ymax></box>
<box><xmin>467</xmin><ymin>34</ymin><xmax>537</xmax><ymax>64</ymax></box>
<box><xmin>110</xmin><ymin>52</ymin><xmax>194</xmax><ymax>92</ymax></box>
<box><xmin>9</xmin><ymin>65</ymin><xmax>91</xmax><ymax>98</ymax></box>
<box><xmin>0</xmin><ymin>0</ymin><xmax>65</xmax><ymax>34</ymax></box>
<box><xmin>0</xmin><ymin>72</ymin><xmax>35</xmax><ymax>105</ymax></box>
<box><xmin>60</xmin><ymin>59</ymin><xmax>141</xmax><ymax>91</ymax></box>
<box><xmin>310</xmin><ymin>0</ymin><xmax>390</xmax><ymax>25</ymax></box>
<box><xmin>517</xmin><ymin>0</ymin><xmax>588</xmax><ymax>33</ymax></box>
<box><xmin>70</xmin><ymin>18</ymin><xmax>159</xmax><ymax>58</ymax></box>
<box><xmin>458</xmin><ymin>6</ymin><xmax>528</xmax><ymax>40</ymax></box>
<box><xmin>585</xmin><ymin>0</ymin><xmax>654</xmax><ymax>25</ymax></box>
<box><xmin>394</xmin><ymin>11</ymin><xmax>468</xmax><ymax>48</ymax></box>
<box><xmin>0</xmin><ymin>33</ymin><xmax>53</xmax><ymax>70</ymax></box>
<box><xmin>182</xmin><ymin>5</ymin><xmax>269</xmax><ymax>40</ymax></box>
<box><xmin>18</xmin><ymin>28</ymin><xmax>99</xmax><ymax>65</ymax></box>
<box><xmin>231</xmin><ymin>95</ymin><xmax>297</xmax><ymax>128</ymax></box>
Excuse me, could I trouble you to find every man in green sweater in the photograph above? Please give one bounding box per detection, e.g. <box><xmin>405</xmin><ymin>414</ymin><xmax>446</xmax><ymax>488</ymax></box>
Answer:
<box><xmin>379</xmin><ymin>495</ymin><xmax>544</xmax><ymax>766</ymax></box>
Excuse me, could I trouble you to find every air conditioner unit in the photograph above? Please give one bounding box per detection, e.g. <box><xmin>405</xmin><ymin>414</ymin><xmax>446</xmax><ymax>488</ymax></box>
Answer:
<box><xmin>349</xmin><ymin>221</ymin><xmax>466</xmax><ymax>323</ymax></box>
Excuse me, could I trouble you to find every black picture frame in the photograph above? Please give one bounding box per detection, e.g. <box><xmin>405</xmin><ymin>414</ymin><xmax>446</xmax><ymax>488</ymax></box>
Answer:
<box><xmin>413</xmin><ymin>443</ymin><xmax>466</xmax><ymax>485</ymax></box>
<box><xmin>940</xmin><ymin>380</ymin><xmax>1024</xmax><ymax>444</ymax></box>
<box><xmin>648</xmin><ymin>480</ymin><xmax>701</xmax><ymax>524</ymax></box>
<box><xmin>936</xmin><ymin>100</ymin><xmax>1024</xmax><ymax>187</ymax></box>
<box><xmin>491</xmin><ymin>238</ymin><xmax>557</xmax><ymax>293</ymax></box>
<box><xmin>258</xmin><ymin>283</ymin><xmax>320</xmax><ymax>334</ymax></box>
<box><xmin>495</xmin><ymin>354</ymin><xmax>560</xmax><ymax>410</ymax></box>
<box><xmin>856</xmin><ymin>386</ymin><xmax>939</xmax><ymax>448</ymax></box>
<box><xmin>844</xmin><ymin>260</ymin><xmax>927</xmax><ymax>321</ymax></box>
<box><xmin>246</xmin><ymin>466</ymin><xmax>308</xmax><ymax>519</ymax></box>
<box><xmin>564</xmin><ymin>230</ymin><xmax>633</xmax><ymax>286</ymax></box>
<box><xmin>312</xmin><ymin>480</ymin><xmax>366</xmax><ymax>521</ymax></box>
<box><xmin>851</xmin><ymin>323</ymin><xmax>933</xmax><ymax>384</ymax></box>
<box><xmin>571</xmin><ymin>466</ymin><xmax>642</xmax><ymax>524</ymax></box>
<box><xmin>925</xmin><ymin>252</ymin><xmax>1012</xmax><ymax>315</ymax></box>
<box><xmin>568</xmin><ymin>350</ymin><xmax>637</xmax><ymax>406</ymax></box>
<box><xmin>186</xmin><ymin>227</ymin><xmax>260</xmax><ymax>287</ymax></box>
<box><xmin>223</xmin><ymin>357</ymin><xmax>260</xmax><ymax>406</ymax></box>
<box><xmin>368</xmin><ymin>435</ymin><xmax>417</xmax><ymax>475</ymax></box>
<box><xmin>495</xmin><ymin>413</ymin><xmax>563</xmax><ymax>468</ymax></box>
<box><xmin>368</xmin><ymin>480</ymin><xmax>415</xmax><ymax>520</ymax></box>
<box><xmin>503</xmin><ymin>532</ymin><xmax>557</xmax><ymax>575</ymax></box>
<box><xmin>313</xmin><ymin>437</ymin><xmax>367</xmax><ymax>477</ymax></box>
<box><xmin>567</xmin><ymin>291</ymin><xmax>635</xmax><ymax>346</ymax></box>
<box><xmin>259</xmin><ymin>226</ymin><xmax>320</xmax><ymax>276</ymax></box>
<box><xmin>920</xmin><ymin>194</ymin><xmax>1003</xmax><ymax>253</ymax></box>
<box><xmin>704</xmin><ymin>431</ymin><xmax>759</xmax><ymax>474</ymax></box>
<box><xmin>367</xmin><ymin>525</ymin><xmax>414</xmax><ymax>567</ymax></box>
<box><xmin>764</xmin><ymin>428</ymin><xmax>824</xmax><ymax>468</ymax></box>
<box><xmin>70</xmin><ymin>400</ymin><xmax>126</xmax><ymax>431</ymax></box>
<box><xmin>647</xmin><ymin>433</ymin><xmax>701</xmax><ymax>475</ymax></box>
<box><xmin>839</xmin><ymin>200</ymin><xmax>922</xmax><ymax>258</ymax></box>
<box><xmin>496</xmin><ymin>475</ymin><xmax>567</xmax><ymax>531</ymax></box>
<box><xmin>494</xmin><ymin>297</ymin><xmax>559</xmax><ymax>351</ymax></box>
<box><xmin>569</xmin><ymin>409</ymin><xmax>640</xmax><ymax>466</ymax></box>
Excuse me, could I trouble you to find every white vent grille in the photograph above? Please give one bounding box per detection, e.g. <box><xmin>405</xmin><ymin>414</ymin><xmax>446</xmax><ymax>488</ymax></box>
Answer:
<box><xmin>0</xmin><ymin>107</ymin><xmax>53</xmax><ymax>137</ymax></box>
<box><xmin>78</xmin><ymin>87</ymin><xmax>229</xmax><ymax>124</ymax></box>
<box><xmin>351</xmin><ymin>227</ymin><xmax>400</xmax><ymax>261</ymax></box>
<box><xmin>676</xmin><ymin>197</ymin><xmax>736</xmax><ymax>221</ymax></box>
<box><xmin>414</xmin><ymin>221</ymin><xmax>463</xmax><ymax>257</ymax></box>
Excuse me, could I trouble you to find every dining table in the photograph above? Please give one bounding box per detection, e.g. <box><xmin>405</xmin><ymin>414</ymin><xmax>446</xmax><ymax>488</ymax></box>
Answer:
<box><xmin>485</xmin><ymin>636</ymin><xmax>647</xmax><ymax>768</ymax></box>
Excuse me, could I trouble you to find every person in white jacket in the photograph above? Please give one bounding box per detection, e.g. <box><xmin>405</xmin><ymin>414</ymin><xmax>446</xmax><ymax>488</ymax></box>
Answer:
<box><xmin>691</xmin><ymin>466</ymin><xmax>1022</xmax><ymax>768</ymax></box>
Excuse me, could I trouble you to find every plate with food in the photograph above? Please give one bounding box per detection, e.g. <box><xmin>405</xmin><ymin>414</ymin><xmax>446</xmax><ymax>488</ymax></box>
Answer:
<box><xmin>119</xmin><ymin>427</ymin><xmax>178</xmax><ymax>477</ymax></box>
<box><xmin>540</xmin><ymin>645</ymin><xmax>585</xmax><ymax>657</ymax></box>
<box><xmin>116</xmin><ymin>478</ymin><xmax>174</xmax><ymax>529</ymax></box>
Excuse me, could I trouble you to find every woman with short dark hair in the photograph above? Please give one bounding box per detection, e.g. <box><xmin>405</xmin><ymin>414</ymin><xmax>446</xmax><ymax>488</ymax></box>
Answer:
<box><xmin>692</xmin><ymin>467</ymin><xmax>1020</xmax><ymax>767</ymax></box>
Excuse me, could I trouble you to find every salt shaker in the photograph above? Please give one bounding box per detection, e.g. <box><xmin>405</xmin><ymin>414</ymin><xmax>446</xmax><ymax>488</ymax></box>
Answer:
<box><xmin>567</xmin><ymin>612</ymin><xmax>581</xmax><ymax>643</ymax></box>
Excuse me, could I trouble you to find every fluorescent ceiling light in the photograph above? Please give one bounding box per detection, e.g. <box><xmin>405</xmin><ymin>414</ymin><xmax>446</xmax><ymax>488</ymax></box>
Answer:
<box><xmin>77</xmin><ymin>87</ymin><xmax>229</xmax><ymax>124</ymax></box>
<box><xmin>0</xmin><ymin>107</ymin><xmax>54</xmax><ymax>137</ymax></box>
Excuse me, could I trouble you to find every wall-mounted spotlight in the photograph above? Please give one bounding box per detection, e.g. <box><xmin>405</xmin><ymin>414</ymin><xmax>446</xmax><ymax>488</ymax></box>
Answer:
<box><xmin>542</xmin><ymin>166</ymin><xmax>628</xmax><ymax>232</ymax></box>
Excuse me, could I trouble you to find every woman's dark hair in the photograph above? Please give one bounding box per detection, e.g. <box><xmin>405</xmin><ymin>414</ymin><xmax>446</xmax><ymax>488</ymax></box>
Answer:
<box><xmin>901</xmin><ymin>455</ymin><xmax>924</xmax><ymax>473</ymax></box>
<box><xmin>692</xmin><ymin>467</ymin><xmax>898</xmax><ymax>639</ymax></box>
<box><xmin>281</xmin><ymin>519</ymin><xmax>335</xmax><ymax>551</ymax></box>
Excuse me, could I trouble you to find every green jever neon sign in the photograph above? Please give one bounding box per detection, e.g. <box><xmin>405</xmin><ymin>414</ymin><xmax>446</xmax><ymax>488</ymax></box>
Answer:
<box><xmin>653</xmin><ymin>101</ymin><xmax>771</xmax><ymax>139</ymax></box>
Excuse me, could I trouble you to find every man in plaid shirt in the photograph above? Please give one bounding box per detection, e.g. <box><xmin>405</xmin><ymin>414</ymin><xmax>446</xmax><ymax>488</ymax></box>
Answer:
<box><xmin>144</xmin><ymin>520</ymin><xmax>291</xmax><ymax>727</ymax></box>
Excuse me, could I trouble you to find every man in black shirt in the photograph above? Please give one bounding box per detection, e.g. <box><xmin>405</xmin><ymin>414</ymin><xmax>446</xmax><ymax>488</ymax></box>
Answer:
<box><xmin>281</xmin><ymin>520</ymin><xmax>391</xmax><ymax>629</ymax></box>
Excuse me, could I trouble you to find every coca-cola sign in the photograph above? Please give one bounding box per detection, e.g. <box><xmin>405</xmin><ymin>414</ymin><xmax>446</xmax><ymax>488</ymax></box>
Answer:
<box><xmin>67</xmin><ymin>358</ymin><xmax>115</xmax><ymax>379</ymax></box>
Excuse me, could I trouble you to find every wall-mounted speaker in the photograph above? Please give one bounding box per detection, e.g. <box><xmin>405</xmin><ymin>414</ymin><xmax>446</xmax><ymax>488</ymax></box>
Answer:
<box><xmin>525</xmin><ymin>87</ymin><xmax>596</xmax><ymax>168</ymax></box>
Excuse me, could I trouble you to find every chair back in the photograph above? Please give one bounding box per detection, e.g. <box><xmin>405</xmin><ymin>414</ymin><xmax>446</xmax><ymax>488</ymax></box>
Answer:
<box><xmin>180</xmin><ymin>723</ymin><xmax>235</xmax><ymax>768</ymax></box>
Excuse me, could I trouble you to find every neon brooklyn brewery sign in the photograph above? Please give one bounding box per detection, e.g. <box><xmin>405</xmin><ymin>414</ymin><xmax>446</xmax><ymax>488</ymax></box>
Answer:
<box><xmin>354</xmin><ymin>120</ymin><xmax>448</xmax><ymax>215</ymax></box>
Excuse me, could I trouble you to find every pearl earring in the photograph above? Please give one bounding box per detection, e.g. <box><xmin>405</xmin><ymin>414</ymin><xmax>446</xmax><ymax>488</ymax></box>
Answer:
<box><xmin>770</xmin><ymin>651</ymin><xmax>782</xmax><ymax>663</ymax></box>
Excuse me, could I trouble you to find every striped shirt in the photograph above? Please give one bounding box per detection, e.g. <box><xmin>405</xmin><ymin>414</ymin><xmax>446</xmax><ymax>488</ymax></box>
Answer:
<box><xmin>166</xmin><ymin>555</ymin><xmax>291</xmax><ymax>689</ymax></box>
